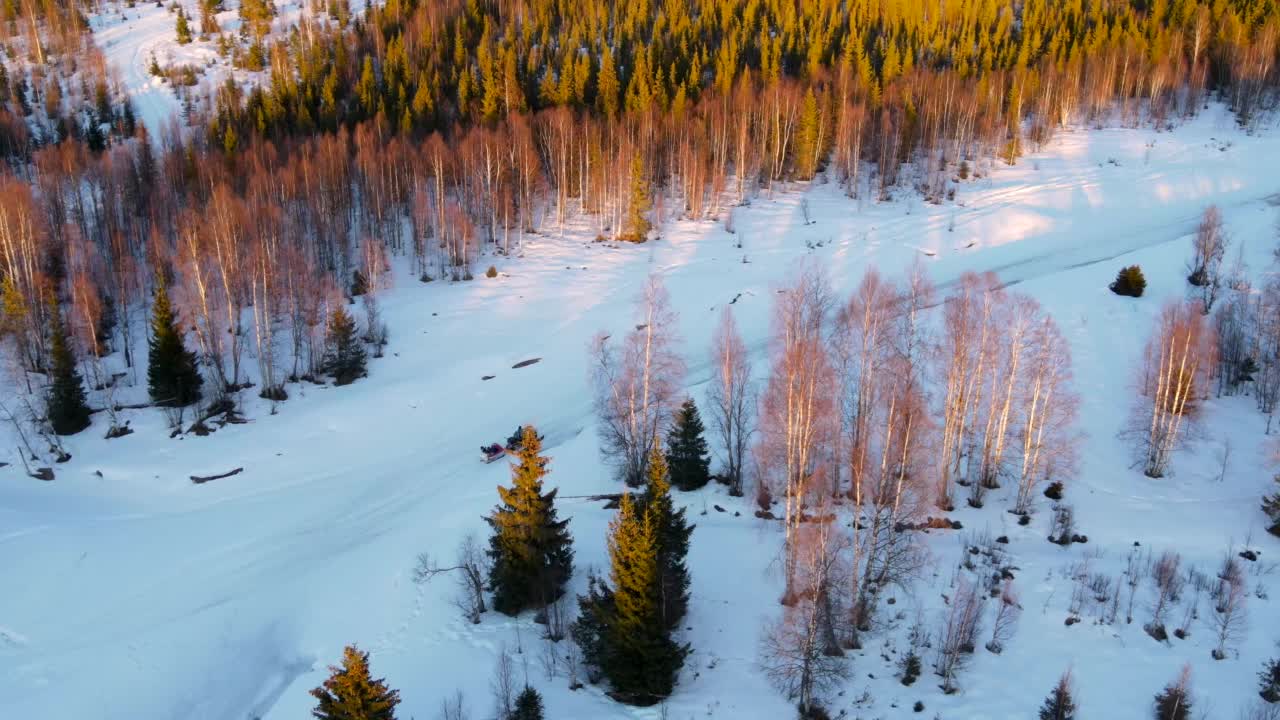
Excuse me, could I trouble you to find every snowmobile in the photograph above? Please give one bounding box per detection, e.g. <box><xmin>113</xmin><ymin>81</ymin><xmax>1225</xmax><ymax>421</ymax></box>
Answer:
<box><xmin>480</xmin><ymin>443</ymin><xmax>507</xmax><ymax>463</ymax></box>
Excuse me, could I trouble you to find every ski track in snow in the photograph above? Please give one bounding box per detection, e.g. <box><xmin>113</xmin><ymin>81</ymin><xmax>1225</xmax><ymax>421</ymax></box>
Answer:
<box><xmin>6</xmin><ymin>26</ymin><xmax>1280</xmax><ymax>716</ymax></box>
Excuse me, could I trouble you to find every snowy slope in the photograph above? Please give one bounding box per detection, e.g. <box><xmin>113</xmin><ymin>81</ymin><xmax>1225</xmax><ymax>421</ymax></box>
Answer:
<box><xmin>3</xmin><ymin>109</ymin><xmax>1280</xmax><ymax>720</ymax></box>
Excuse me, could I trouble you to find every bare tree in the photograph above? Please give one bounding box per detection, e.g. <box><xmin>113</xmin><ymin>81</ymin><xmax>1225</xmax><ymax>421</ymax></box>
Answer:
<box><xmin>1210</xmin><ymin>574</ymin><xmax>1248</xmax><ymax>659</ymax></box>
<box><xmin>590</xmin><ymin>275</ymin><xmax>687</xmax><ymax>486</ymax></box>
<box><xmin>1148</xmin><ymin>550</ymin><xmax>1184</xmax><ymax>640</ymax></box>
<box><xmin>935</xmin><ymin>576</ymin><xmax>985</xmax><ymax>693</ymax></box>
<box><xmin>1189</xmin><ymin>205</ymin><xmax>1228</xmax><ymax>313</ymax></box>
<box><xmin>1014</xmin><ymin>312</ymin><xmax>1079</xmax><ymax>514</ymax></box>
<box><xmin>1134</xmin><ymin>301</ymin><xmax>1216</xmax><ymax>477</ymax></box>
<box><xmin>415</xmin><ymin>534</ymin><xmax>489</xmax><ymax>624</ymax></box>
<box><xmin>491</xmin><ymin>644</ymin><xmax>516</xmax><ymax>720</ymax></box>
<box><xmin>707</xmin><ymin>305</ymin><xmax>755</xmax><ymax>496</ymax></box>
<box><xmin>1255</xmin><ymin>278</ymin><xmax>1280</xmax><ymax>431</ymax></box>
<box><xmin>437</xmin><ymin>690</ymin><xmax>469</xmax><ymax>720</ymax></box>
<box><xmin>760</xmin><ymin>496</ymin><xmax>850</xmax><ymax>717</ymax></box>
<box><xmin>757</xmin><ymin>264</ymin><xmax>836</xmax><ymax>600</ymax></box>
<box><xmin>986</xmin><ymin>580</ymin><xmax>1022</xmax><ymax>654</ymax></box>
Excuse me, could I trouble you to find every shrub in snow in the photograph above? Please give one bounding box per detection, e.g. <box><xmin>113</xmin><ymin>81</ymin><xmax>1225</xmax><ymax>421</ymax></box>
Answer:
<box><xmin>1263</xmin><ymin>476</ymin><xmax>1280</xmax><ymax>537</ymax></box>
<box><xmin>1260</xmin><ymin>658</ymin><xmax>1280</xmax><ymax>703</ymax></box>
<box><xmin>1153</xmin><ymin>666</ymin><xmax>1193</xmax><ymax>720</ymax></box>
<box><xmin>486</xmin><ymin>265</ymin><xmax>498</xmax><ymax>278</ymax></box>
<box><xmin>1044</xmin><ymin>481</ymin><xmax>1065</xmax><ymax>500</ymax></box>
<box><xmin>1110</xmin><ymin>265</ymin><xmax>1147</xmax><ymax>297</ymax></box>
<box><xmin>1039</xmin><ymin>671</ymin><xmax>1077</xmax><ymax>720</ymax></box>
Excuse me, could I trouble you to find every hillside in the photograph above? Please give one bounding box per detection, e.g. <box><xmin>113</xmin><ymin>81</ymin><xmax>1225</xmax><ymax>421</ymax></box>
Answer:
<box><xmin>2</xmin><ymin>101</ymin><xmax>1280</xmax><ymax>719</ymax></box>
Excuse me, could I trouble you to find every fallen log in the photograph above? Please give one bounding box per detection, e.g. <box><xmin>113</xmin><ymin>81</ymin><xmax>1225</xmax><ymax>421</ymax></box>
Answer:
<box><xmin>190</xmin><ymin>467</ymin><xmax>244</xmax><ymax>484</ymax></box>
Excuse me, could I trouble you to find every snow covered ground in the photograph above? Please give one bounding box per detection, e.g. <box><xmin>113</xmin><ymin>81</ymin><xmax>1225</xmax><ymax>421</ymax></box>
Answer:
<box><xmin>3</xmin><ymin>107</ymin><xmax>1280</xmax><ymax>720</ymax></box>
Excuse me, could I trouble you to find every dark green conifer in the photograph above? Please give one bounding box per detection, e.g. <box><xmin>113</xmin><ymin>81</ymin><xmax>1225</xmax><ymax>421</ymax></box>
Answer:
<box><xmin>1039</xmin><ymin>671</ymin><xmax>1077</xmax><ymax>720</ymax></box>
<box><xmin>510</xmin><ymin>686</ymin><xmax>544</xmax><ymax>720</ymax></box>
<box><xmin>310</xmin><ymin>645</ymin><xmax>400</xmax><ymax>720</ymax></box>
<box><xmin>323</xmin><ymin>305</ymin><xmax>367</xmax><ymax>386</ymax></box>
<box><xmin>638</xmin><ymin>443</ymin><xmax>692</xmax><ymax>629</ymax></box>
<box><xmin>1153</xmin><ymin>668</ymin><xmax>1193</xmax><ymax>720</ymax></box>
<box><xmin>147</xmin><ymin>277</ymin><xmax>202</xmax><ymax>407</ymax></box>
<box><xmin>487</xmin><ymin>425</ymin><xmax>574</xmax><ymax>615</ymax></box>
<box><xmin>574</xmin><ymin>482</ymin><xmax>689</xmax><ymax>706</ymax></box>
<box><xmin>665</xmin><ymin>398</ymin><xmax>711</xmax><ymax>491</ymax></box>
<box><xmin>1263</xmin><ymin>476</ymin><xmax>1280</xmax><ymax>537</ymax></box>
<box><xmin>45</xmin><ymin>297</ymin><xmax>91</xmax><ymax>435</ymax></box>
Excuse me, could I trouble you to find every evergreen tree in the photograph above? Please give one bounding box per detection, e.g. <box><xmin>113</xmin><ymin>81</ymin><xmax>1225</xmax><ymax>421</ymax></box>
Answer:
<box><xmin>794</xmin><ymin>88</ymin><xmax>821</xmax><ymax>179</ymax></box>
<box><xmin>1039</xmin><ymin>671</ymin><xmax>1077</xmax><ymax>720</ymax></box>
<box><xmin>510</xmin><ymin>686</ymin><xmax>544</xmax><ymax>720</ymax></box>
<box><xmin>1153</xmin><ymin>669</ymin><xmax>1193</xmax><ymax>720</ymax></box>
<box><xmin>597</xmin><ymin>47</ymin><xmax>620</xmax><ymax>120</ymax></box>
<box><xmin>323</xmin><ymin>305</ymin><xmax>367</xmax><ymax>386</ymax></box>
<box><xmin>487</xmin><ymin>425</ymin><xmax>575</xmax><ymax>615</ymax></box>
<box><xmin>1261</xmin><ymin>658</ymin><xmax>1280</xmax><ymax>703</ymax></box>
<box><xmin>147</xmin><ymin>277</ymin><xmax>203</xmax><ymax>407</ymax></box>
<box><xmin>45</xmin><ymin>298</ymin><xmax>91</xmax><ymax>435</ymax></box>
<box><xmin>175</xmin><ymin>8</ymin><xmax>193</xmax><ymax>45</ymax></box>
<box><xmin>620</xmin><ymin>153</ymin><xmax>651</xmax><ymax>243</ymax></box>
<box><xmin>1263</xmin><ymin>476</ymin><xmax>1280</xmax><ymax>537</ymax></box>
<box><xmin>310</xmin><ymin>645</ymin><xmax>400</xmax><ymax>720</ymax></box>
<box><xmin>665</xmin><ymin>398</ymin><xmax>711</xmax><ymax>491</ymax></box>
<box><xmin>637</xmin><ymin>443</ymin><xmax>692</xmax><ymax>629</ymax></box>
<box><xmin>574</xmin><ymin>488</ymin><xmax>689</xmax><ymax>706</ymax></box>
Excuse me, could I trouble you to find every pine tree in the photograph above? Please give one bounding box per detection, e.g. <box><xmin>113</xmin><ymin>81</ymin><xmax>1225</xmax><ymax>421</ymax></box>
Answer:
<box><xmin>1260</xmin><ymin>657</ymin><xmax>1280</xmax><ymax>703</ymax></box>
<box><xmin>1039</xmin><ymin>671</ymin><xmax>1077</xmax><ymax>720</ymax></box>
<box><xmin>574</xmin><ymin>486</ymin><xmax>689</xmax><ymax>706</ymax></box>
<box><xmin>147</xmin><ymin>277</ymin><xmax>203</xmax><ymax>407</ymax></box>
<box><xmin>1153</xmin><ymin>668</ymin><xmax>1193</xmax><ymax>720</ymax></box>
<box><xmin>45</xmin><ymin>298</ymin><xmax>91</xmax><ymax>435</ymax></box>
<box><xmin>323</xmin><ymin>305</ymin><xmax>367</xmax><ymax>386</ymax></box>
<box><xmin>487</xmin><ymin>425</ymin><xmax>575</xmax><ymax>615</ymax></box>
<box><xmin>665</xmin><ymin>398</ymin><xmax>711</xmax><ymax>491</ymax></box>
<box><xmin>310</xmin><ymin>645</ymin><xmax>400</xmax><ymax>720</ymax></box>
<box><xmin>175</xmin><ymin>8</ymin><xmax>192</xmax><ymax>45</ymax></box>
<box><xmin>638</xmin><ymin>443</ymin><xmax>692</xmax><ymax>629</ymax></box>
<box><xmin>620</xmin><ymin>153</ymin><xmax>651</xmax><ymax>243</ymax></box>
<box><xmin>510</xmin><ymin>686</ymin><xmax>544</xmax><ymax>720</ymax></box>
<box><xmin>1263</xmin><ymin>476</ymin><xmax>1280</xmax><ymax>537</ymax></box>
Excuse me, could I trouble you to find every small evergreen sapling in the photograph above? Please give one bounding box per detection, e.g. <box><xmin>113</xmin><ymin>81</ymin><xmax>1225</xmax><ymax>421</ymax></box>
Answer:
<box><xmin>1039</xmin><ymin>670</ymin><xmax>1077</xmax><ymax>720</ymax></box>
<box><xmin>175</xmin><ymin>8</ymin><xmax>193</xmax><ymax>44</ymax></box>
<box><xmin>1153</xmin><ymin>666</ymin><xmax>1193</xmax><ymax>720</ymax></box>
<box><xmin>665</xmin><ymin>398</ymin><xmax>711</xmax><ymax>491</ymax></box>
<box><xmin>637</xmin><ymin>444</ymin><xmax>693</xmax><ymax>629</ymax></box>
<box><xmin>1110</xmin><ymin>265</ymin><xmax>1147</xmax><ymax>297</ymax></box>
<box><xmin>1261</xmin><ymin>658</ymin><xmax>1280</xmax><ymax>703</ymax></box>
<box><xmin>1263</xmin><ymin>476</ymin><xmax>1280</xmax><ymax>537</ymax></box>
<box><xmin>45</xmin><ymin>300</ymin><xmax>91</xmax><ymax>435</ymax></box>
<box><xmin>510</xmin><ymin>686</ymin><xmax>544</xmax><ymax>720</ymax></box>
<box><xmin>310</xmin><ymin>645</ymin><xmax>400</xmax><ymax>720</ymax></box>
<box><xmin>323</xmin><ymin>305</ymin><xmax>367</xmax><ymax>386</ymax></box>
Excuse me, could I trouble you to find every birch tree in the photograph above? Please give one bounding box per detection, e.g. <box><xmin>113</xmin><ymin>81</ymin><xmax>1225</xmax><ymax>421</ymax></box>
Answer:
<box><xmin>707</xmin><ymin>306</ymin><xmax>755</xmax><ymax>496</ymax></box>
<box><xmin>1136</xmin><ymin>302</ymin><xmax>1216</xmax><ymax>478</ymax></box>
<box><xmin>591</xmin><ymin>275</ymin><xmax>687</xmax><ymax>486</ymax></box>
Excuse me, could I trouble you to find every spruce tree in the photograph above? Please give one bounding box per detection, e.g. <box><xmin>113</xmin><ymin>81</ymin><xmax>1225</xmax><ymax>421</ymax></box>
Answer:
<box><xmin>1263</xmin><ymin>476</ymin><xmax>1280</xmax><ymax>537</ymax></box>
<box><xmin>1260</xmin><ymin>657</ymin><xmax>1280</xmax><ymax>703</ymax></box>
<box><xmin>45</xmin><ymin>299</ymin><xmax>91</xmax><ymax>435</ymax></box>
<box><xmin>574</xmin><ymin>487</ymin><xmax>689</xmax><ymax>706</ymax></box>
<box><xmin>323</xmin><ymin>305</ymin><xmax>367</xmax><ymax>386</ymax></box>
<box><xmin>510</xmin><ymin>686</ymin><xmax>544</xmax><ymax>720</ymax></box>
<box><xmin>1039</xmin><ymin>671</ymin><xmax>1077</xmax><ymax>720</ymax></box>
<box><xmin>637</xmin><ymin>443</ymin><xmax>692</xmax><ymax>629</ymax></box>
<box><xmin>175</xmin><ymin>8</ymin><xmax>193</xmax><ymax>45</ymax></box>
<box><xmin>147</xmin><ymin>277</ymin><xmax>202</xmax><ymax>407</ymax></box>
<box><xmin>794</xmin><ymin>88</ymin><xmax>821</xmax><ymax>179</ymax></box>
<box><xmin>1153</xmin><ymin>669</ymin><xmax>1193</xmax><ymax>720</ymax></box>
<box><xmin>665</xmin><ymin>398</ymin><xmax>711</xmax><ymax>491</ymax></box>
<box><xmin>620</xmin><ymin>154</ymin><xmax>651</xmax><ymax>242</ymax></box>
<box><xmin>487</xmin><ymin>425</ymin><xmax>574</xmax><ymax>615</ymax></box>
<box><xmin>310</xmin><ymin>645</ymin><xmax>400</xmax><ymax>720</ymax></box>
